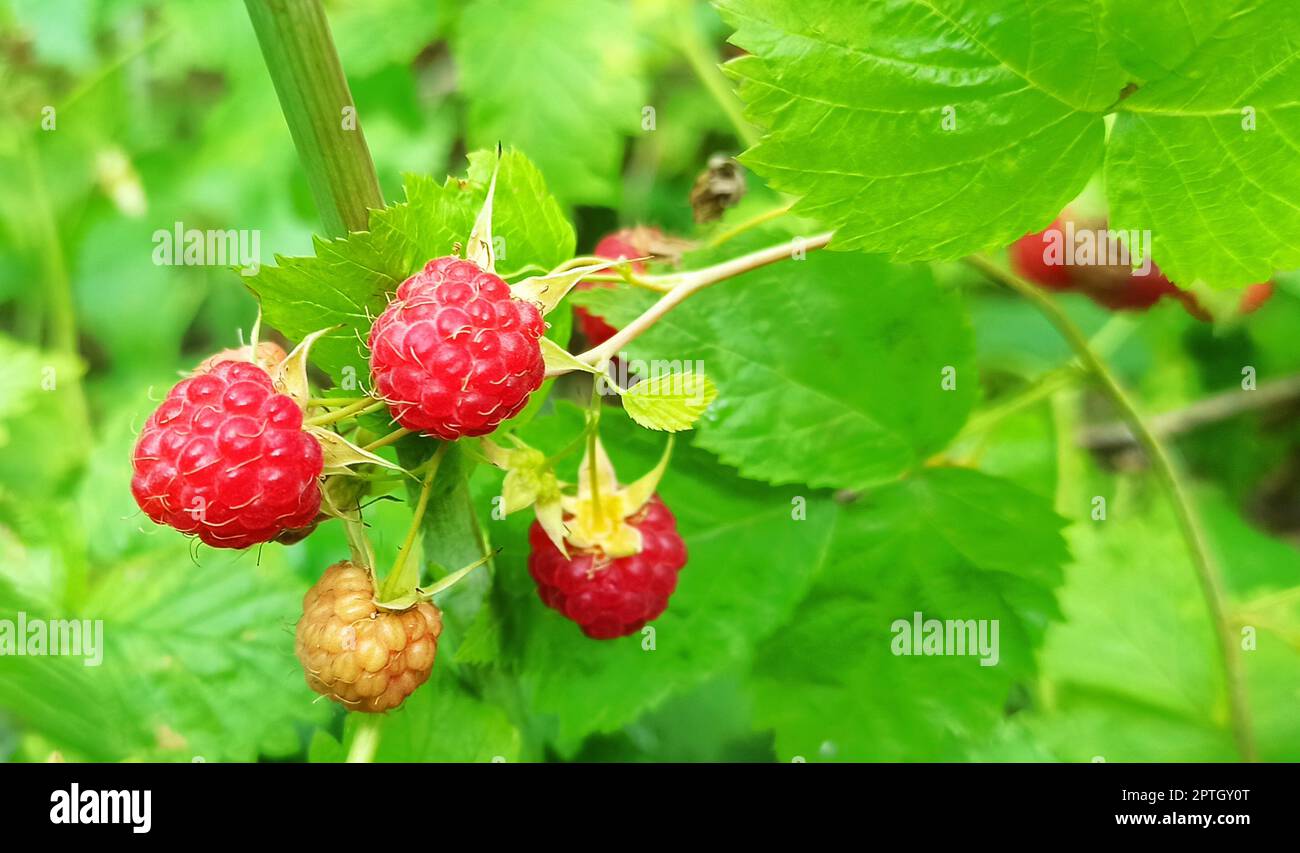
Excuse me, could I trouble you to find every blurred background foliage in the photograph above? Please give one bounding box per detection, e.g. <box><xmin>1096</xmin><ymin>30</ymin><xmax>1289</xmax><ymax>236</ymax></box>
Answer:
<box><xmin>0</xmin><ymin>0</ymin><xmax>1297</xmax><ymax>763</ymax></box>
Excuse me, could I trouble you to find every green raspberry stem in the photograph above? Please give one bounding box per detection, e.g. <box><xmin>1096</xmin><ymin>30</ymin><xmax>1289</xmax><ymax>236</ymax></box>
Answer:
<box><xmin>380</xmin><ymin>444</ymin><xmax>448</xmax><ymax>602</ymax></box>
<box><xmin>245</xmin><ymin>0</ymin><xmax>383</xmax><ymax>237</ymax></box>
<box><xmin>964</xmin><ymin>253</ymin><xmax>1257</xmax><ymax>763</ymax></box>
<box><xmin>305</xmin><ymin>398</ymin><xmax>385</xmax><ymax>427</ymax></box>
<box><xmin>346</xmin><ymin>715</ymin><xmax>382</xmax><ymax>763</ymax></box>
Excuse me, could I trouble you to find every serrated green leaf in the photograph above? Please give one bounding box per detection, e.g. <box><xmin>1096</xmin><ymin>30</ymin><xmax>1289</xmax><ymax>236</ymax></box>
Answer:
<box><xmin>749</xmin><ymin>467</ymin><xmax>1068</xmax><ymax>761</ymax></box>
<box><xmin>622</xmin><ymin>372</ymin><xmax>718</xmax><ymax>432</ymax></box>
<box><xmin>453</xmin><ymin>0</ymin><xmax>647</xmax><ymax>205</ymax></box>
<box><xmin>718</xmin><ymin>0</ymin><xmax>1125</xmax><ymax>261</ymax></box>
<box><xmin>0</xmin><ymin>547</ymin><xmax>327</xmax><ymax>762</ymax></box>
<box><xmin>1104</xmin><ymin>1</ymin><xmax>1300</xmax><ymax>286</ymax></box>
<box><xmin>245</xmin><ymin>149</ymin><xmax>574</xmax><ymax>384</ymax></box>
<box><xmin>720</xmin><ymin>0</ymin><xmax>1300</xmax><ymax>286</ymax></box>
<box><xmin>572</xmin><ymin>238</ymin><xmax>977</xmax><ymax>489</ymax></box>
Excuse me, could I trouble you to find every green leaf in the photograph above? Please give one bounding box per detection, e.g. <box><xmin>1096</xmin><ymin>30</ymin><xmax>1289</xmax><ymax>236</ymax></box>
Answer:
<box><xmin>489</xmin><ymin>405</ymin><xmax>838</xmax><ymax>755</ymax></box>
<box><xmin>1026</xmin><ymin>481</ymin><xmax>1300</xmax><ymax>761</ymax></box>
<box><xmin>621</xmin><ymin>372</ymin><xmax>718</xmax><ymax>432</ymax></box>
<box><xmin>329</xmin><ymin>0</ymin><xmax>452</xmax><ymax>76</ymax></box>
<box><xmin>718</xmin><ymin>0</ymin><xmax>1125</xmax><ymax>260</ymax></box>
<box><xmin>0</xmin><ymin>548</ymin><xmax>327</xmax><ymax>762</ymax></box>
<box><xmin>749</xmin><ymin>467</ymin><xmax>1068</xmax><ymax>761</ymax></box>
<box><xmin>331</xmin><ymin>668</ymin><xmax>521</xmax><ymax>762</ymax></box>
<box><xmin>720</xmin><ymin>0</ymin><xmax>1300</xmax><ymax>286</ymax></box>
<box><xmin>453</xmin><ymin>0</ymin><xmax>647</xmax><ymax>205</ymax></box>
<box><xmin>1104</xmin><ymin>1</ymin><xmax>1300</xmax><ymax>287</ymax></box>
<box><xmin>245</xmin><ymin>148</ymin><xmax>574</xmax><ymax>384</ymax></box>
<box><xmin>0</xmin><ymin>335</ymin><xmax>77</xmax><ymax>444</ymax></box>
<box><xmin>572</xmin><ymin>238</ymin><xmax>977</xmax><ymax>490</ymax></box>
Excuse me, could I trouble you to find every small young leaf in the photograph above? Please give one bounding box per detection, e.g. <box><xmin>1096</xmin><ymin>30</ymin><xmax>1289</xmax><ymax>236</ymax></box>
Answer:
<box><xmin>621</xmin><ymin>372</ymin><xmax>718</xmax><ymax>432</ymax></box>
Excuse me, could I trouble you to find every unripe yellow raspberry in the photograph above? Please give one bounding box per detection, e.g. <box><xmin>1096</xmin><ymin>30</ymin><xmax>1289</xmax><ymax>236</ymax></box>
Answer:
<box><xmin>295</xmin><ymin>561</ymin><xmax>442</xmax><ymax>713</ymax></box>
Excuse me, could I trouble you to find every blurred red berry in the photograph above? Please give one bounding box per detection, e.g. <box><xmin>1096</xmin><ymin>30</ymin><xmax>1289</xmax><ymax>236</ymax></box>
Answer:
<box><xmin>1009</xmin><ymin>218</ymin><xmax>1075</xmax><ymax>290</ymax></box>
<box><xmin>1240</xmin><ymin>281</ymin><xmax>1275</xmax><ymax>314</ymax></box>
<box><xmin>574</xmin><ymin>229</ymin><xmax>657</xmax><ymax>347</ymax></box>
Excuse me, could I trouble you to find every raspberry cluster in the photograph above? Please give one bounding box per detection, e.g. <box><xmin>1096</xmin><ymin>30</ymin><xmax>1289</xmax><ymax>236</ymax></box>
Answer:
<box><xmin>369</xmin><ymin>257</ymin><xmax>546</xmax><ymax>440</ymax></box>
<box><xmin>130</xmin><ymin>360</ymin><xmax>322</xmax><ymax>549</ymax></box>
<box><xmin>295</xmin><ymin>562</ymin><xmax>443</xmax><ymax>713</ymax></box>
<box><xmin>527</xmin><ymin>495</ymin><xmax>687</xmax><ymax>639</ymax></box>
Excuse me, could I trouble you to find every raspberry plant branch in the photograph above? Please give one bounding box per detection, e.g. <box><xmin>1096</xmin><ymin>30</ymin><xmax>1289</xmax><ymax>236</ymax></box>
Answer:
<box><xmin>964</xmin><ymin>254</ymin><xmax>1258</xmax><ymax>762</ymax></box>
<box><xmin>558</xmin><ymin>231</ymin><xmax>834</xmax><ymax>372</ymax></box>
<box><xmin>246</xmin><ymin>0</ymin><xmax>493</xmax><ymax>613</ymax></box>
<box><xmin>1079</xmin><ymin>373</ymin><xmax>1300</xmax><ymax>450</ymax></box>
<box><xmin>307</xmin><ymin>396</ymin><xmax>371</xmax><ymax>407</ymax></box>
<box><xmin>245</xmin><ymin>0</ymin><xmax>383</xmax><ymax>237</ymax></box>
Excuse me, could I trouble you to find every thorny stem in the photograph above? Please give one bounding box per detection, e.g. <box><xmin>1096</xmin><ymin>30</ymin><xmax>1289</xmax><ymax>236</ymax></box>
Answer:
<box><xmin>245</xmin><ymin>0</ymin><xmax>382</xmax><ymax>236</ymax></box>
<box><xmin>552</xmin><ymin>231</ymin><xmax>834</xmax><ymax>375</ymax></box>
<box><xmin>964</xmin><ymin>254</ymin><xmax>1257</xmax><ymax>762</ymax></box>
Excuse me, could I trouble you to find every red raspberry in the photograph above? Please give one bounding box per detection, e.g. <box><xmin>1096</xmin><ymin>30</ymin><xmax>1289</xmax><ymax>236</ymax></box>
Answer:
<box><xmin>574</xmin><ymin>230</ymin><xmax>654</xmax><ymax>347</ymax></box>
<box><xmin>295</xmin><ymin>561</ymin><xmax>442</xmax><ymax>713</ymax></box>
<box><xmin>1084</xmin><ymin>262</ymin><xmax>1211</xmax><ymax>320</ymax></box>
<box><xmin>526</xmin><ymin>495</ymin><xmax>687</xmax><ymax>639</ymax></box>
<box><xmin>130</xmin><ymin>360</ymin><xmax>323</xmax><ymax>549</ymax></box>
<box><xmin>368</xmin><ymin>257</ymin><xmax>546</xmax><ymax>440</ymax></box>
<box><xmin>1009</xmin><ymin>219</ymin><xmax>1075</xmax><ymax>290</ymax></box>
<box><xmin>1240</xmin><ymin>281</ymin><xmax>1274</xmax><ymax>314</ymax></box>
